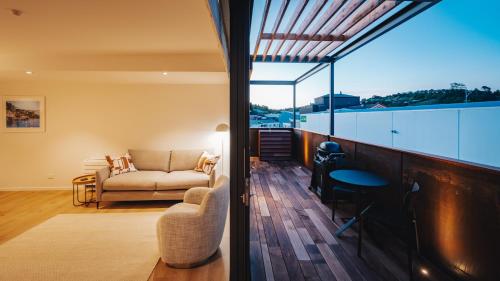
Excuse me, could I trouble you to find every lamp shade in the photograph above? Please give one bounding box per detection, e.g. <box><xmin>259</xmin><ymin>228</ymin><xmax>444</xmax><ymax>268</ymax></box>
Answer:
<box><xmin>215</xmin><ymin>123</ymin><xmax>229</xmax><ymax>132</ymax></box>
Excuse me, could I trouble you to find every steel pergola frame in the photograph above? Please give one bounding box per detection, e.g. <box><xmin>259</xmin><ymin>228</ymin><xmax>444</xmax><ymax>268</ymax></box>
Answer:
<box><xmin>250</xmin><ymin>62</ymin><xmax>333</xmax><ymax>131</ymax></box>
<box><xmin>250</xmin><ymin>0</ymin><xmax>440</xmax><ymax>135</ymax></box>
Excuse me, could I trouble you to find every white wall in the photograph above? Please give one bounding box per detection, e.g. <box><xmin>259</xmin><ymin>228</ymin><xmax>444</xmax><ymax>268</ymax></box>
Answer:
<box><xmin>301</xmin><ymin>106</ymin><xmax>500</xmax><ymax>168</ymax></box>
<box><xmin>0</xmin><ymin>80</ymin><xmax>229</xmax><ymax>189</ymax></box>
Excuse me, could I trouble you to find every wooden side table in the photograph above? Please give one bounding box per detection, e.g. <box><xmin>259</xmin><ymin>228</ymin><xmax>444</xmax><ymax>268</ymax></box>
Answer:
<box><xmin>72</xmin><ymin>174</ymin><xmax>96</xmax><ymax>206</ymax></box>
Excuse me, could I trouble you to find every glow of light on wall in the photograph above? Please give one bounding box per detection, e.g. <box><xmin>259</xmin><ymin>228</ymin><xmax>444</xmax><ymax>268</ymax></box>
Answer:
<box><xmin>303</xmin><ymin>132</ymin><xmax>309</xmax><ymax>164</ymax></box>
<box><xmin>436</xmin><ymin>186</ymin><xmax>467</xmax><ymax>275</ymax></box>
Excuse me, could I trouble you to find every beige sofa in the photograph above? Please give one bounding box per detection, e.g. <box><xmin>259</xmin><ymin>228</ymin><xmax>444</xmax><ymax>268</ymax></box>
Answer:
<box><xmin>95</xmin><ymin>149</ymin><xmax>217</xmax><ymax>207</ymax></box>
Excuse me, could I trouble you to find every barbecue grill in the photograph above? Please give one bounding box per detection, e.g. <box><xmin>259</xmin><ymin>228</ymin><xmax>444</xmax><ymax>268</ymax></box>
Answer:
<box><xmin>309</xmin><ymin>141</ymin><xmax>345</xmax><ymax>203</ymax></box>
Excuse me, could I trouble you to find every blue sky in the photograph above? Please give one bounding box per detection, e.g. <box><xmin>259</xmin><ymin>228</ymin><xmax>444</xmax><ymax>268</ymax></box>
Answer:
<box><xmin>250</xmin><ymin>0</ymin><xmax>500</xmax><ymax>109</ymax></box>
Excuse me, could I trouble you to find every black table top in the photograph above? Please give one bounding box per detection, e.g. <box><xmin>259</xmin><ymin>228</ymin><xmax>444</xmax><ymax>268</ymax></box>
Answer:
<box><xmin>329</xmin><ymin>169</ymin><xmax>389</xmax><ymax>188</ymax></box>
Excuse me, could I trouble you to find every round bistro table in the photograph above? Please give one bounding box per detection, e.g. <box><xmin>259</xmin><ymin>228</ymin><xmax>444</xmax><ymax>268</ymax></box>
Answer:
<box><xmin>72</xmin><ymin>174</ymin><xmax>96</xmax><ymax>206</ymax></box>
<box><xmin>329</xmin><ymin>169</ymin><xmax>389</xmax><ymax>257</ymax></box>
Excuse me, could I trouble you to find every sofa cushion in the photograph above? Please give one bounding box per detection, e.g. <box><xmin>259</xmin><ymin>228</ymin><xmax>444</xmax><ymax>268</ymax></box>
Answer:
<box><xmin>156</xmin><ymin>170</ymin><xmax>210</xmax><ymax>191</ymax></box>
<box><xmin>103</xmin><ymin>171</ymin><xmax>167</xmax><ymax>191</ymax></box>
<box><xmin>129</xmin><ymin>149</ymin><xmax>170</xmax><ymax>172</ymax></box>
<box><xmin>170</xmin><ymin>149</ymin><xmax>205</xmax><ymax>171</ymax></box>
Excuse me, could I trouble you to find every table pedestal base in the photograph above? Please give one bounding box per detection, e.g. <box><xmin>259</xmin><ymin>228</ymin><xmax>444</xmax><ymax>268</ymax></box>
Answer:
<box><xmin>335</xmin><ymin>202</ymin><xmax>374</xmax><ymax>237</ymax></box>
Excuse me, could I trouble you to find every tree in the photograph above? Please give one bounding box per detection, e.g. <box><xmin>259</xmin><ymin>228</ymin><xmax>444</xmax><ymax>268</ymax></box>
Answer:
<box><xmin>481</xmin><ymin>86</ymin><xmax>492</xmax><ymax>93</ymax></box>
<box><xmin>450</xmin><ymin>82</ymin><xmax>467</xmax><ymax>91</ymax></box>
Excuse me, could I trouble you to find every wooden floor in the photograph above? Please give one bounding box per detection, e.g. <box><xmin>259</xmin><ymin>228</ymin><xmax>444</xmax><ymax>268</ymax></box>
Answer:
<box><xmin>250</xmin><ymin>160</ymin><xmax>410</xmax><ymax>281</ymax></box>
<box><xmin>0</xmin><ymin>190</ymin><xmax>229</xmax><ymax>281</ymax></box>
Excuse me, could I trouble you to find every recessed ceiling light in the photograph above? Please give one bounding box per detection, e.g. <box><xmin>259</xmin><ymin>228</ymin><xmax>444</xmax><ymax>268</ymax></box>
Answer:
<box><xmin>420</xmin><ymin>268</ymin><xmax>429</xmax><ymax>276</ymax></box>
<box><xmin>25</xmin><ymin>70</ymin><xmax>33</xmax><ymax>75</ymax></box>
<box><xmin>162</xmin><ymin>72</ymin><xmax>168</xmax><ymax>76</ymax></box>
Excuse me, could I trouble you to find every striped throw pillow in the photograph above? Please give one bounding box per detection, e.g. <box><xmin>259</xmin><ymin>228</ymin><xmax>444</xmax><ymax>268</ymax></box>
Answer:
<box><xmin>105</xmin><ymin>153</ymin><xmax>137</xmax><ymax>176</ymax></box>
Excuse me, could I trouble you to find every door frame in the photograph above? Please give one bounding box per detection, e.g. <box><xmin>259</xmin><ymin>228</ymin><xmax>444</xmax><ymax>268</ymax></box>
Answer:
<box><xmin>229</xmin><ymin>0</ymin><xmax>252</xmax><ymax>281</ymax></box>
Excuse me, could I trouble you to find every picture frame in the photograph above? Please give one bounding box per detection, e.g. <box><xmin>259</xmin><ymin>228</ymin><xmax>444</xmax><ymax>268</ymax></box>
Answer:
<box><xmin>2</xmin><ymin>96</ymin><xmax>45</xmax><ymax>133</ymax></box>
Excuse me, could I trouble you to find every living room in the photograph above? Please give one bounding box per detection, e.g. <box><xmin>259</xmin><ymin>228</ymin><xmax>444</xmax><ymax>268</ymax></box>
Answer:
<box><xmin>1</xmin><ymin>1</ymin><xmax>230</xmax><ymax>280</ymax></box>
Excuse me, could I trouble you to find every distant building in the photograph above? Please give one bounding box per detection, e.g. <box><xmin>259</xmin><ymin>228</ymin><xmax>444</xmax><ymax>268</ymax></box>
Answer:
<box><xmin>299</xmin><ymin>93</ymin><xmax>361</xmax><ymax>113</ymax></box>
<box><xmin>345</xmin><ymin>102</ymin><xmax>387</xmax><ymax>110</ymax></box>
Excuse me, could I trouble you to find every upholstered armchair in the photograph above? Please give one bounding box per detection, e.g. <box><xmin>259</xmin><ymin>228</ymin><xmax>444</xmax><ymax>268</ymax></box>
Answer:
<box><xmin>156</xmin><ymin>176</ymin><xmax>229</xmax><ymax>268</ymax></box>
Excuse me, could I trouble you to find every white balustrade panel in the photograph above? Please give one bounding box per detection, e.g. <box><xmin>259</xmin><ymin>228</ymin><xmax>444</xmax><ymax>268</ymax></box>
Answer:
<box><xmin>459</xmin><ymin>107</ymin><xmax>500</xmax><ymax>168</ymax></box>
<box><xmin>299</xmin><ymin>106</ymin><xmax>500</xmax><ymax>168</ymax></box>
<box><xmin>393</xmin><ymin>109</ymin><xmax>459</xmax><ymax>159</ymax></box>
<box><xmin>299</xmin><ymin>113</ymin><xmax>329</xmax><ymax>135</ymax></box>
<box><xmin>355</xmin><ymin>111</ymin><xmax>393</xmax><ymax>147</ymax></box>
<box><xmin>334</xmin><ymin>112</ymin><xmax>357</xmax><ymax>140</ymax></box>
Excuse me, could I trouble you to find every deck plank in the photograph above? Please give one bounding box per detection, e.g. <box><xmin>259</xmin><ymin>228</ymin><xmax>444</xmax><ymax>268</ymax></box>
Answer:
<box><xmin>250</xmin><ymin>160</ymin><xmax>405</xmax><ymax>281</ymax></box>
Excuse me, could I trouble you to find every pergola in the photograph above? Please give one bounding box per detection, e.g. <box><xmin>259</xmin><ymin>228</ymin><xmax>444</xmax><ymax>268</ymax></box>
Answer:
<box><xmin>250</xmin><ymin>0</ymin><xmax>440</xmax><ymax>134</ymax></box>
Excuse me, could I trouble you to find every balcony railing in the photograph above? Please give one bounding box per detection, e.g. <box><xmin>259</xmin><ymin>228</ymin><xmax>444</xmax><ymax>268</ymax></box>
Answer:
<box><xmin>249</xmin><ymin>127</ymin><xmax>500</xmax><ymax>281</ymax></box>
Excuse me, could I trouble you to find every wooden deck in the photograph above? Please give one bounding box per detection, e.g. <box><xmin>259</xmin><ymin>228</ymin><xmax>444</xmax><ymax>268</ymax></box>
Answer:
<box><xmin>250</xmin><ymin>159</ymin><xmax>409</xmax><ymax>281</ymax></box>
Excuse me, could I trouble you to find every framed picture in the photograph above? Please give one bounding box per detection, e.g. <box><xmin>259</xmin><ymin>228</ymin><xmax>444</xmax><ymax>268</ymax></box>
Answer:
<box><xmin>2</xmin><ymin>96</ymin><xmax>45</xmax><ymax>132</ymax></box>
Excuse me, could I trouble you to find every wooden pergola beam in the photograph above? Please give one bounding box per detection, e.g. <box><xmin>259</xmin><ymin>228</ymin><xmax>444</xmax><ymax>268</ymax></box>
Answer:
<box><xmin>261</xmin><ymin>0</ymin><xmax>290</xmax><ymax>60</ymax></box>
<box><xmin>252</xmin><ymin>0</ymin><xmax>441</xmax><ymax>63</ymax></box>
<box><xmin>280</xmin><ymin>0</ymin><xmax>328</xmax><ymax>62</ymax></box>
<box><xmin>287</xmin><ymin>0</ymin><xmax>347</xmax><ymax>62</ymax></box>
<box><xmin>314</xmin><ymin>0</ymin><xmax>399</xmax><ymax>60</ymax></box>
<box><xmin>261</xmin><ymin>33</ymin><xmax>346</xmax><ymax>42</ymax></box>
<box><xmin>271</xmin><ymin>0</ymin><xmax>308</xmax><ymax>62</ymax></box>
<box><xmin>290</xmin><ymin>0</ymin><xmax>363</xmax><ymax>62</ymax></box>
<box><xmin>252</xmin><ymin>0</ymin><xmax>272</xmax><ymax>62</ymax></box>
<box><xmin>254</xmin><ymin>54</ymin><xmax>332</xmax><ymax>63</ymax></box>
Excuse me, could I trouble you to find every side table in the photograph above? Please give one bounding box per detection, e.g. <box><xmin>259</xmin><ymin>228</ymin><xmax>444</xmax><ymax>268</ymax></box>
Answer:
<box><xmin>72</xmin><ymin>174</ymin><xmax>96</xmax><ymax>206</ymax></box>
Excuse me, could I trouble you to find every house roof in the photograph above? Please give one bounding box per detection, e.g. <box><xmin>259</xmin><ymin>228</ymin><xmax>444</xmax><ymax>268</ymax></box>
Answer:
<box><xmin>335</xmin><ymin>101</ymin><xmax>500</xmax><ymax>113</ymax></box>
<box><xmin>335</xmin><ymin>93</ymin><xmax>358</xmax><ymax>98</ymax></box>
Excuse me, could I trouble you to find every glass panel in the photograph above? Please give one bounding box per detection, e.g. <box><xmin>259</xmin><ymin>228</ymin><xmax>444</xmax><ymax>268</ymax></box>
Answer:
<box><xmin>334</xmin><ymin>0</ymin><xmax>500</xmax><ymax>168</ymax></box>
<box><xmin>296</xmin><ymin>66</ymin><xmax>331</xmax><ymax>134</ymax></box>
<box><xmin>250</xmin><ymin>85</ymin><xmax>294</xmax><ymax>128</ymax></box>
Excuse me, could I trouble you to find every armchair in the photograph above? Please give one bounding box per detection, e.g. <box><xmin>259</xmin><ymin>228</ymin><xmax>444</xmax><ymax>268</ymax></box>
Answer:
<box><xmin>156</xmin><ymin>176</ymin><xmax>229</xmax><ymax>268</ymax></box>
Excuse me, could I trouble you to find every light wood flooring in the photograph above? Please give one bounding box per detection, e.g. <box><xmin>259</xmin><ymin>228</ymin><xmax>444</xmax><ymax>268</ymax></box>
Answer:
<box><xmin>0</xmin><ymin>190</ymin><xmax>229</xmax><ymax>281</ymax></box>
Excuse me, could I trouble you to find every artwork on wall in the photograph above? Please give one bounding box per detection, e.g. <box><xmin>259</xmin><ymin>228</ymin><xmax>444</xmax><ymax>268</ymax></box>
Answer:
<box><xmin>2</xmin><ymin>96</ymin><xmax>45</xmax><ymax>132</ymax></box>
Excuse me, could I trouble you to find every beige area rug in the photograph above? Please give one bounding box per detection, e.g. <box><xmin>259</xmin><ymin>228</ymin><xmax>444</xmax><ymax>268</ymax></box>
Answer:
<box><xmin>0</xmin><ymin>212</ymin><xmax>163</xmax><ymax>281</ymax></box>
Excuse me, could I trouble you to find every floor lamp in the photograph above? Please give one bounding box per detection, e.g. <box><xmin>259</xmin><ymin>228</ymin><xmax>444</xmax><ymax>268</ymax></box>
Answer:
<box><xmin>215</xmin><ymin>123</ymin><xmax>229</xmax><ymax>175</ymax></box>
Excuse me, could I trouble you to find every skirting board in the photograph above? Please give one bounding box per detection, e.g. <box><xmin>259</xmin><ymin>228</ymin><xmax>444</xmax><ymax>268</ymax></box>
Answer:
<box><xmin>0</xmin><ymin>186</ymin><xmax>72</xmax><ymax>191</ymax></box>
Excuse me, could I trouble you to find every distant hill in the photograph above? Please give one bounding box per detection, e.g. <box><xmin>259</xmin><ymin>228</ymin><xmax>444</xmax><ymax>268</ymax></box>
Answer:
<box><xmin>362</xmin><ymin>88</ymin><xmax>500</xmax><ymax>107</ymax></box>
<box><xmin>250</xmin><ymin>103</ymin><xmax>292</xmax><ymax>115</ymax></box>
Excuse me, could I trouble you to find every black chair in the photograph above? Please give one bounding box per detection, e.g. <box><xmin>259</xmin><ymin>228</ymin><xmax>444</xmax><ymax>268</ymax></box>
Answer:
<box><xmin>363</xmin><ymin>181</ymin><xmax>421</xmax><ymax>281</ymax></box>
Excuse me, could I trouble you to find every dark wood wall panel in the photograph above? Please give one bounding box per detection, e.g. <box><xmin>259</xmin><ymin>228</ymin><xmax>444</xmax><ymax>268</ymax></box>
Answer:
<box><xmin>249</xmin><ymin>128</ymin><xmax>259</xmax><ymax>157</ymax></box>
<box><xmin>403</xmin><ymin>154</ymin><xmax>500</xmax><ymax>281</ymax></box>
<box><xmin>330</xmin><ymin>137</ymin><xmax>355</xmax><ymax>160</ymax></box>
<box><xmin>293</xmin><ymin>129</ymin><xmax>500</xmax><ymax>281</ymax></box>
<box><xmin>293</xmin><ymin>129</ymin><xmax>328</xmax><ymax>170</ymax></box>
<box><xmin>354</xmin><ymin>143</ymin><xmax>404</xmax><ymax>211</ymax></box>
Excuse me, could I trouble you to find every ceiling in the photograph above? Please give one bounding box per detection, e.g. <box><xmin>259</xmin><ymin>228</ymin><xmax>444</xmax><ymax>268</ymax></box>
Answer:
<box><xmin>0</xmin><ymin>0</ymin><xmax>227</xmax><ymax>84</ymax></box>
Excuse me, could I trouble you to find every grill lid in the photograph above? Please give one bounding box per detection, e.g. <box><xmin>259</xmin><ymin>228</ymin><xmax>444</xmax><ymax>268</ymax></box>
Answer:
<box><xmin>318</xmin><ymin>141</ymin><xmax>342</xmax><ymax>153</ymax></box>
